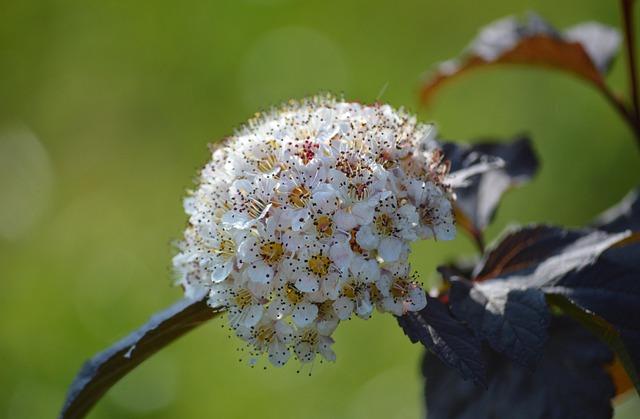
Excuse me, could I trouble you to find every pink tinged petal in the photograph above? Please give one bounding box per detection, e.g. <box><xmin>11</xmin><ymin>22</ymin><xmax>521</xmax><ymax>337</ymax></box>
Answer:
<box><xmin>275</xmin><ymin>320</ymin><xmax>295</xmax><ymax>343</ymax></box>
<box><xmin>335</xmin><ymin>210</ymin><xmax>358</xmax><ymax>230</ymax></box>
<box><xmin>318</xmin><ymin>337</ymin><xmax>336</xmax><ymax>362</ymax></box>
<box><xmin>207</xmin><ymin>287</ymin><xmax>228</xmax><ymax>307</ymax></box>
<box><xmin>267</xmin><ymin>297</ymin><xmax>293</xmax><ymax>319</ymax></box>
<box><xmin>382</xmin><ymin>298</ymin><xmax>404</xmax><ymax>316</ymax></box>
<box><xmin>352</xmin><ymin>202</ymin><xmax>375</xmax><ymax>225</ymax></box>
<box><xmin>246</xmin><ymin>260</ymin><xmax>274</xmax><ymax>284</ymax></box>
<box><xmin>210</xmin><ymin>261</ymin><xmax>233</xmax><ymax>283</ymax></box>
<box><xmin>378</xmin><ymin>237</ymin><xmax>403</xmax><ymax>262</ymax></box>
<box><xmin>268</xmin><ymin>340</ymin><xmax>291</xmax><ymax>367</ymax></box>
<box><xmin>221</xmin><ymin>210</ymin><xmax>253</xmax><ymax>229</ymax></box>
<box><xmin>333</xmin><ymin>297</ymin><xmax>354</xmax><ymax>320</ymax></box>
<box><xmin>247</xmin><ymin>280</ymin><xmax>271</xmax><ymax>299</ymax></box>
<box><xmin>292</xmin><ymin>302</ymin><xmax>319</xmax><ymax>327</ymax></box>
<box><xmin>356</xmin><ymin>297</ymin><xmax>373</xmax><ymax>318</ymax></box>
<box><xmin>317</xmin><ymin>319</ymin><xmax>339</xmax><ymax>336</ymax></box>
<box><xmin>237</xmin><ymin>237</ymin><xmax>259</xmax><ymax>264</ymax></box>
<box><xmin>356</xmin><ymin>225</ymin><xmax>379</xmax><ymax>250</ymax></box>
<box><xmin>291</xmin><ymin>209</ymin><xmax>311</xmax><ymax>231</ymax></box>
<box><xmin>243</xmin><ymin>304</ymin><xmax>263</xmax><ymax>328</ymax></box>
<box><xmin>295</xmin><ymin>342</ymin><xmax>315</xmax><ymax>363</ymax></box>
<box><xmin>352</xmin><ymin>257</ymin><xmax>380</xmax><ymax>283</ymax></box>
<box><xmin>296</xmin><ymin>273</ymin><xmax>320</xmax><ymax>293</ymax></box>
<box><xmin>322</xmin><ymin>273</ymin><xmax>342</xmax><ymax>300</ymax></box>
<box><xmin>329</xmin><ymin>241</ymin><xmax>353</xmax><ymax>272</ymax></box>
<box><xmin>376</xmin><ymin>274</ymin><xmax>394</xmax><ymax>297</ymax></box>
<box><xmin>311</xmin><ymin>187</ymin><xmax>339</xmax><ymax>213</ymax></box>
<box><xmin>407</xmin><ymin>286</ymin><xmax>427</xmax><ymax>311</ymax></box>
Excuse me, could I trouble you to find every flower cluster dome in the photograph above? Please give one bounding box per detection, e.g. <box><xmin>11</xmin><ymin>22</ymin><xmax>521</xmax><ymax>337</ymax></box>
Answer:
<box><xmin>173</xmin><ymin>96</ymin><xmax>455</xmax><ymax>367</ymax></box>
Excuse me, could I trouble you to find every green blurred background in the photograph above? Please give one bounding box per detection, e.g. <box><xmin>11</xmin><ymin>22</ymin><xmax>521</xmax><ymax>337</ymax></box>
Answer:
<box><xmin>1</xmin><ymin>0</ymin><xmax>639</xmax><ymax>417</ymax></box>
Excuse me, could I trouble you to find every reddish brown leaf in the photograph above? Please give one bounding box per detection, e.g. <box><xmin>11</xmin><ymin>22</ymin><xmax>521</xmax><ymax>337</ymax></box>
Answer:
<box><xmin>421</xmin><ymin>14</ymin><xmax>620</xmax><ymax>104</ymax></box>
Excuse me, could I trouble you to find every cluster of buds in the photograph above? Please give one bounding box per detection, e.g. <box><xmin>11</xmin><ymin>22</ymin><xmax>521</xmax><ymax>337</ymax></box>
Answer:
<box><xmin>173</xmin><ymin>96</ymin><xmax>455</xmax><ymax>367</ymax></box>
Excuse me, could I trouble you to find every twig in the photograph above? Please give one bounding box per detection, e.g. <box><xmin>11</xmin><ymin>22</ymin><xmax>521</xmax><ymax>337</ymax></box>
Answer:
<box><xmin>621</xmin><ymin>0</ymin><xmax>640</xmax><ymax>119</ymax></box>
<box><xmin>599</xmin><ymin>83</ymin><xmax>640</xmax><ymax>146</ymax></box>
<box><xmin>60</xmin><ymin>297</ymin><xmax>222</xmax><ymax>419</ymax></box>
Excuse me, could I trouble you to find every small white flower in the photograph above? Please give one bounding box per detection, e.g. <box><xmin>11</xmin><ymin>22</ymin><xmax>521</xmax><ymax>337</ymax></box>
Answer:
<box><xmin>173</xmin><ymin>96</ymin><xmax>456</xmax><ymax>366</ymax></box>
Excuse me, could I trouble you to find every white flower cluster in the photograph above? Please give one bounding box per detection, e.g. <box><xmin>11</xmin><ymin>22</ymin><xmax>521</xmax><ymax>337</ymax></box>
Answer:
<box><xmin>173</xmin><ymin>96</ymin><xmax>455</xmax><ymax>367</ymax></box>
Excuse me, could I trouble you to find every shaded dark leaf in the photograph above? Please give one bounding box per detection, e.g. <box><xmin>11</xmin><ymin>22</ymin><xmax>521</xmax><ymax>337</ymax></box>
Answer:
<box><xmin>397</xmin><ymin>296</ymin><xmax>486</xmax><ymax>386</ymax></box>
<box><xmin>473</xmin><ymin>227</ymin><xmax>631</xmax><ymax>285</ymax></box>
<box><xmin>423</xmin><ymin>316</ymin><xmax>615</xmax><ymax>419</ymax></box>
<box><xmin>462</xmin><ymin>218</ymin><xmax>640</xmax><ymax>393</ymax></box>
<box><xmin>420</xmin><ymin>13</ymin><xmax>620</xmax><ymax>104</ymax></box>
<box><xmin>441</xmin><ymin>136</ymin><xmax>539</xmax><ymax>250</ymax></box>
<box><xmin>60</xmin><ymin>297</ymin><xmax>222</xmax><ymax>419</ymax></box>
<box><xmin>449</xmin><ymin>279</ymin><xmax>550</xmax><ymax>368</ymax></box>
<box><xmin>592</xmin><ymin>187</ymin><xmax>640</xmax><ymax>233</ymax></box>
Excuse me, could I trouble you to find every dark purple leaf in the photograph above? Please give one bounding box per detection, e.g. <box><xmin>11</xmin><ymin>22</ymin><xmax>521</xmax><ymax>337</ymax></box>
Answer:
<box><xmin>592</xmin><ymin>187</ymin><xmax>640</xmax><ymax>233</ymax></box>
<box><xmin>460</xmin><ymin>220</ymin><xmax>639</xmax><ymax>393</ymax></box>
<box><xmin>423</xmin><ymin>316</ymin><xmax>615</xmax><ymax>419</ymax></box>
<box><xmin>449</xmin><ymin>279</ymin><xmax>550</xmax><ymax>368</ymax></box>
<box><xmin>60</xmin><ymin>297</ymin><xmax>221</xmax><ymax>419</ymax></box>
<box><xmin>441</xmin><ymin>136</ymin><xmax>539</xmax><ymax>250</ymax></box>
<box><xmin>397</xmin><ymin>296</ymin><xmax>486</xmax><ymax>386</ymax></box>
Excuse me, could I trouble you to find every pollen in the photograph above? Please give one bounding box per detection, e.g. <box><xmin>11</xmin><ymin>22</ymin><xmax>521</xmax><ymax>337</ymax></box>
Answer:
<box><xmin>260</xmin><ymin>241</ymin><xmax>284</xmax><ymax>264</ymax></box>
<box><xmin>246</xmin><ymin>197</ymin><xmax>268</xmax><ymax>219</ymax></box>
<box><xmin>314</xmin><ymin>215</ymin><xmax>333</xmax><ymax>238</ymax></box>
<box><xmin>288</xmin><ymin>185</ymin><xmax>311</xmax><ymax>208</ymax></box>
<box><xmin>308</xmin><ymin>254</ymin><xmax>331</xmax><ymax>277</ymax></box>
<box><xmin>213</xmin><ymin>239</ymin><xmax>235</xmax><ymax>259</ymax></box>
<box><xmin>286</xmin><ymin>283</ymin><xmax>305</xmax><ymax>304</ymax></box>
<box><xmin>374</xmin><ymin>213</ymin><xmax>394</xmax><ymax>236</ymax></box>
<box><xmin>391</xmin><ymin>278</ymin><xmax>410</xmax><ymax>298</ymax></box>
<box><xmin>234</xmin><ymin>288</ymin><xmax>253</xmax><ymax>308</ymax></box>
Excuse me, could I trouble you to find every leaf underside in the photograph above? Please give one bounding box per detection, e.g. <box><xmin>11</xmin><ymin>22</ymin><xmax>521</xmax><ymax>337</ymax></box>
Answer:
<box><xmin>420</xmin><ymin>13</ymin><xmax>620</xmax><ymax>105</ymax></box>
<box><xmin>441</xmin><ymin>136</ymin><xmax>539</xmax><ymax>250</ymax></box>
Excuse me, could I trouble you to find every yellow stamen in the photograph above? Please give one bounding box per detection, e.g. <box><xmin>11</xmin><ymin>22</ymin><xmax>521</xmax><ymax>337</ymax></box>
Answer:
<box><xmin>315</xmin><ymin>215</ymin><xmax>333</xmax><ymax>238</ymax></box>
<box><xmin>308</xmin><ymin>254</ymin><xmax>330</xmax><ymax>277</ymax></box>
<box><xmin>374</xmin><ymin>213</ymin><xmax>394</xmax><ymax>236</ymax></box>
<box><xmin>259</xmin><ymin>241</ymin><xmax>284</xmax><ymax>265</ymax></box>
<box><xmin>234</xmin><ymin>289</ymin><xmax>253</xmax><ymax>308</ymax></box>
<box><xmin>288</xmin><ymin>185</ymin><xmax>310</xmax><ymax>208</ymax></box>
<box><xmin>286</xmin><ymin>283</ymin><xmax>305</xmax><ymax>304</ymax></box>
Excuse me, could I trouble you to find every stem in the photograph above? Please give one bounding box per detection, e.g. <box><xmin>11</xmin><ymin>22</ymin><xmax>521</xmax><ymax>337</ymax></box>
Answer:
<box><xmin>60</xmin><ymin>297</ymin><xmax>222</xmax><ymax>419</ymax></box>
<box><xmin>621</xmin><ymin>0</ymin><xmax>640</xmax><ymax>119</ymax></box>
<box><xmin>599</xmin><ymin>83</ymin><xmax>640</xmax><ymax>148</ymax></box>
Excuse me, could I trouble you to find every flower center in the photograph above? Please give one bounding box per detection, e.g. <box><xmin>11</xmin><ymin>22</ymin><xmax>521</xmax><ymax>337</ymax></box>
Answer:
<box><xmin>348</xmin><ymin>182</ymin><xmax>368</xmax><ymax>201</ymax></box>
<box><xmin>257</xmin><ymin>154</ymin><xmax>279</xmax><ymax>173</ymax></box>
<box><xmin>288</xmin><ymin>185</ymin><xmax>310</xmax><ymax>208</ymax></box>
<box><xmin>297</xmin><ymin>140</ymin><xmax>319</xmax><ymax>164</ymax></box>
<box><xmin>308</xmin><ymin>254</ymin><xmax>331</xmax><ymax>277</ymax></box>
<box><xmin>255</xmin><ymin>325</ymin><xmax>275</xmax><ymax>344</ymax></box>
<box><xmin>214</xmin><ymin>239</ymin><xmax>235</xmax><ymax>259</ymax></box>
<box><xmin>391</xmin><ymin>278</ymin><xmax>409</xmax><ymax>298</ymax></box>
<box><xmin>341</xmin><ymin>281</ymin><xmax>358</xmax><ymax>299</ymax></box>
<box><xmin>374</xmin><ymin>213</ymin><xmax>394</xmax><ymax>236</ymax></box>
<box><xmin>246</xmin><ymin>197</ymin><xmax>268</xmax><ymax>219</ymax></box>
<box><xmin>370</xmin><ymin>283</ymin><xmax>382</xmax><ymax>302</ymax></box>
<box><xmin>314</xmin><ymin>215</ymin><xmax>333</xmax><ymax>238</ymax></box>
<box><xmin>234</xmin><ymin>288</ymin><xmax>253</xmax><ymax>308</ymax></box>
<box><xmin>317</xmin><ymin>300</ymin><xmax>334</xmax><ymax>318</ymax></box>
<box><xmin>376</xmin><ymin>151</ymin><xmax>396</xmax><ymax>169</ymax></box>
<box><xmin>299</xmin><ymin>328</ymin><xmax>319</xmax><ymax>346</ymax></box>
<box><xmin>286</xmin><ymin>283</ymin><xmax>305</xmax><ymax>304</ymax></box>
<box><xmin>259</xmin><ymin>241</ymin><xmax>284</xmax><ymax>265</ymax></box>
